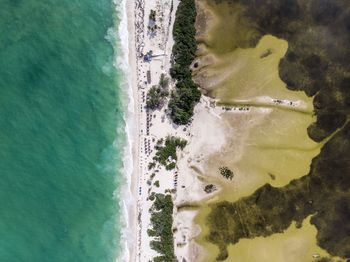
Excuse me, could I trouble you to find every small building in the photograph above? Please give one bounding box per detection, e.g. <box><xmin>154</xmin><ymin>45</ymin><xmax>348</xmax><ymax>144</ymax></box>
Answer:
<box><xmin>146</xmin><ymin>70</ymin><xmax>151</xmax><ymax>84</ymax></box>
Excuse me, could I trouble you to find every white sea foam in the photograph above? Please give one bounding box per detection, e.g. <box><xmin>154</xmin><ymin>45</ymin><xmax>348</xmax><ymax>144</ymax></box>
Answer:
<box><xmin>110</xmin><ymin>0</ymin><xmax>136</xmax><ymax>261</ymax></box>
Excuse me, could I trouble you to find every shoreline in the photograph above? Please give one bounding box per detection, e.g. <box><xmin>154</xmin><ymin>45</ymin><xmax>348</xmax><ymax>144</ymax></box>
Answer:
<box><xmin>114</xmin><ymin>0</ymin><xmax>137</xmax><ymax>261</ymax></box>
<box><xmin>123</xmin><ymin>0</ymin><xmax>138</xmax><ymax>261</ymax></box>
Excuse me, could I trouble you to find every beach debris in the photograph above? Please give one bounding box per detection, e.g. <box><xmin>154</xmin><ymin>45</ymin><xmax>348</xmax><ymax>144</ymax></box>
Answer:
<box><xmin>260</xmin><ymin>48</ymin><xmax>273</xmax><ymax>58</ymax></box>
<box><xmin>268</xmin><ymin>172</ymin><xmax>276</xmax><ymax>180</ymax></box>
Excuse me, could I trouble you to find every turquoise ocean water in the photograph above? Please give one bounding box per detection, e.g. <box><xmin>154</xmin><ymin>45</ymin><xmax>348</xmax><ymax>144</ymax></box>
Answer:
<box><xmin>0</xmin><ymin>0</ymin><xmax>127</xmax><ymax>261</ymax></box>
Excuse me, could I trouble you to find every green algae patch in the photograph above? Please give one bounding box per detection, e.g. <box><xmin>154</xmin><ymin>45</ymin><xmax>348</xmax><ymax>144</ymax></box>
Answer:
<box><xmin>202</xmin><ymin>124</ymin><xmax>350</xmax><ymax>260</ymax></box>
<box><xmin>225</xmin><ymin>216</ymin><xmax>345</xmax><ymax>262</ymax></box>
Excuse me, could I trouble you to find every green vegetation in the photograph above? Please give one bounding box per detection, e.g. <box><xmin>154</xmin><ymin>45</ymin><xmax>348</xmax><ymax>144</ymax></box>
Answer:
<box><xmin>146</xmin><ymin>85</ymin><xmax>168</xmax><ymax>110</ymax></box>
<box><xmin>204</xmin><ymin>184</ymin><xmax>216</xmax><ymax>194</ymax></box>
<box><xmin>148</xmin><ymin>162</ymin><xmax>156</xmax><ymax>170</ymax></box>
<box><xmin>169</xmin><ymin>0</ymin><xmax>201</xmax><ymax>125</ymax></box>
<box><xmin>154</xmin><ymin>180</ymin><xmax>160</xmax><ymax>188</ymax></box>
<box><xmin>153</xmin><ymin>136</ymin><xmax>187</xmax><ymax>170</ymax></box>
<box><xmin>159</xmin><ymin>73</ymin><xmax>169</xmax><ymax>89</ymax></box>
<box><xmin>149</xmin><ymin>9</ymin><xmax>156</xmax><ymax>21</ymax></box>
<box><xmin>148</xmin><ymin>194</ymin><xmax>174</xmax><ymax>262</ymax></box>
<box><xmin>146</xmin><ymin>74</ymin><xmax>170</xmax><ymax>110</ymax></box>
<box><xmin>156</xmin><ymin>138</ymin><xmax>164</xmax><ymax>146</ymax></box>
<box><xmin>148</xmin><ymin>192</ymin><xmax>156</xmax><ymax>202</ymax></box>
<box><xmin>219</xmin><ymin>167</ymin><xmax>234</xmax><ymax>180</ymax></box>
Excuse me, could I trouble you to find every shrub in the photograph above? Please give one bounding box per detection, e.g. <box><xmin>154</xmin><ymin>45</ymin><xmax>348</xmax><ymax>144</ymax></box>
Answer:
<box><xmin>153</xmin><ymin>136</ymin><xmax>187</xmax><ymax>170</ymax></box>
<box><xmin>159</xmin><ymin>73</ymin><xmax>169</xmax><ymax>89</ymax></box>
<box><xmin>149</xmin><ymin>10</ymin><xmax>156</xmax><ymax>21</ymax></box>
<box><xmin>154</xmin><ymin>180</ymin><xmax>160</xmax><ymax>187</ymax></box>
<box><xmin>148</xmin><ymin>162</ymin><xmax>156</xmax><ymax>170</ymax></box>
<box><xmin>146</xmin><ymin>75</ymin><xmax>170</xmax><ymax>110</ymax></box>
<box><xmin>146</xmin><ymin>86</ymin><xmax>166</xmax><ymax>110</ymax></box>
<box><xmin>219</xmin><ymin>167</ymin><xmax>234</xmax><ymax>180</ymax></box>
<box><xmin>204</xmin><ymin>184</ymin><xmax>216</xmax><ymax>193</ymax></box>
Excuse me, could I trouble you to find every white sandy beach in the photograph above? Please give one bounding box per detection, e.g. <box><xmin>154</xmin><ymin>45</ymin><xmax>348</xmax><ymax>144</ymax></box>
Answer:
<box><xmin>125</xmin><ymin>0</ymin><xmax>232</xmax><ymax>259</ymax></box>
<box><xmin>125</xmin><ymin>1</ymin><xmax>235</xmax><ymax>258</ymax></box>
<box><xmin>125</xmin><ymin>0</ymin><xmax>188</xmax><ymax>260</ymax></box>
<box><xmin>125</xmin><ymin>0</ymin><xmax>254</xmax><ymax>259</ymax></box>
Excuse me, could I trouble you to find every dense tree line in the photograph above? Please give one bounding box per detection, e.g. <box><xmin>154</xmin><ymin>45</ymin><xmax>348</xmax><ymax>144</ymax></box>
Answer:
<box><xmin>168</xmin><ymin>0</ymin><xmax>201</xmax><ymax>125</ymax></box>
<box><xmin>147</xmin><ymin>194</ymin><xmax>174</xmax><ymax>262</ymax></box>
